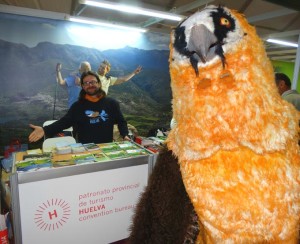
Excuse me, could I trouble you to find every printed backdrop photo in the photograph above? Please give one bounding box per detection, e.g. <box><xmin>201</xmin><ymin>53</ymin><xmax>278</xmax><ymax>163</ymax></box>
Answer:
<box><xmin>0</xmin><ymin>12</ymin><xmax>173</xmax><ymax>153</ymax></box>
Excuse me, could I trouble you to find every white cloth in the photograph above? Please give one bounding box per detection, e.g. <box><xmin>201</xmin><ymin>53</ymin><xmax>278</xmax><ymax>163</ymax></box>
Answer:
<box><xmin>282</xmin><ymin>89</ymin><xmax>300</xmax><ymax>111</ymax></box>
<box><xmin>98</xmin><ymin>74</ymin><xmax>118</xmax><ymax>95</ymax></box>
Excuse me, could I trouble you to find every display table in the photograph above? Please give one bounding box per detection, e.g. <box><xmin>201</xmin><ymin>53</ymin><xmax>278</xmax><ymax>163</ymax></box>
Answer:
<box><xmin>9</xmin><ymin>145</ymin><xmax>157</xmax><ymax>244</ymax></box>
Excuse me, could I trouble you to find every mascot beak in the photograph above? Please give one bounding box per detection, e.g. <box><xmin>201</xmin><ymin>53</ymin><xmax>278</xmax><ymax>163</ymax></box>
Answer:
<box><xmin>187</xmin><ymin>24</ymin><xmax>219</xmax><ymax>64</ymax></box>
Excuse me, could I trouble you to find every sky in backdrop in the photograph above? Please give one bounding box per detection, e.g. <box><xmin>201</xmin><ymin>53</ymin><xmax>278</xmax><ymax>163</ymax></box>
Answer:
<box><xmin>0</xmin><ymin>12</ymin><xmax>171</xmax><ymax>51</ymax></box>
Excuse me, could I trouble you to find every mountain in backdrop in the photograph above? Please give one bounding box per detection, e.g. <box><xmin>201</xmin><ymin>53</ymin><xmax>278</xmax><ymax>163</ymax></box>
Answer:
<box><xmin>0</xmin><ymin>39</ymin><xmax>171</xmax><ymax>103</ymax></box>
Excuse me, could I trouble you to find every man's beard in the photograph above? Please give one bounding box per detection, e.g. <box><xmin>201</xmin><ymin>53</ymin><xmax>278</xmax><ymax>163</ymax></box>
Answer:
<box><xmin>85</xmin><ymin>87</ymin><xmax>101</xmax><ymax>96</ymax></box>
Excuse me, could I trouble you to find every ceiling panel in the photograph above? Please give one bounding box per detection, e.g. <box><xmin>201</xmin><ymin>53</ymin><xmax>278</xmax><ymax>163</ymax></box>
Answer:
<box><xmin>39</xmin><ymin>1</ymin><xmax>73</xmax><ymax>13</ymax></box>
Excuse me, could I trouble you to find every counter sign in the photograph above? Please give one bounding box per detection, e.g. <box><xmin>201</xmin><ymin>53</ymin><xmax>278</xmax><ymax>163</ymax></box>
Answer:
<box><xmin>34</xmin><ymin>198</ymin><xmax>71</xmax><ymax>231</ymax></box>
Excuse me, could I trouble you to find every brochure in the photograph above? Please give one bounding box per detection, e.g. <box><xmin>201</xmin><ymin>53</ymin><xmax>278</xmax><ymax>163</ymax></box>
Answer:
<box><xmin>53</xmin><ymin>160</ymin><xmax>76</xmax><ymax>167</ymax></box>
<box><xmin>98</xmin><ymin>143</ymin><xmax>120</xmax><ymax>153</ymax></box>
<box><xmin>126</xmin><ymin>148</ymin><xmax>150</xmax><ymax>156</ymax></box>
<box><xmin>116</xmin><ymin>141</ymin><xmax>139</xmax><ymax>150</ymax></box>
<box><xmin>72</xmin><ymin>153</ymin><xmax>96</xmax><ymax>164</ymax></box>
<box><xmin>83</xmin><ymin>143</ymin><xmax>100</xmax><ymax>151</ymax></box>
<box><xmin>23</xmin><ymin>153</ymin><xmax>51</xmax><ymax>160</ymax></box>
<box><xmin>15</xmin><ymin>158</ymin><xmax>52</xmax><ymax>172</ymax></box>
<box><xmin>70</xmin><ymin>143</ymin><xmax>86</xmax><ymax>153</ymax></box>
<box><xmin>105</xmin><ymin>150</ymin><xmax>128</xmax><ymax>160</ymax></box>
<box><xmin>26</xmin><ymin>148</ymin><xmax>43</xmax><ymax>155</ymax></box>
<box><xmin>93</xmin><ymin>152</ymin><xmax>110</xmax><ymax>162</ymax></box>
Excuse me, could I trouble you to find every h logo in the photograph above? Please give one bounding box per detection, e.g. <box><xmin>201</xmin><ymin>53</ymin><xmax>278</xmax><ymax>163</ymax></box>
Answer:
<box><xmin>34</xmin><ymin>198</ymin><xmax>71</xmax><ymax>231</ymax></box>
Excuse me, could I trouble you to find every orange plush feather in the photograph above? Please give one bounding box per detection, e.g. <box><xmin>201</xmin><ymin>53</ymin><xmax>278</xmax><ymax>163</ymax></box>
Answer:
<box><xmin>167</xmin><ymin>5</ymin><xmax>300</xmax><ymax>243</ymax></box>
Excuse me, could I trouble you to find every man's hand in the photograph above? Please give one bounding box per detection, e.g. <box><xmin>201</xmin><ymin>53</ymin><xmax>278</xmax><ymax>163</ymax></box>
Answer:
<box><xmin>123</xmin><ymin>135</ymin><xmax>131</xmax><ymax>141</ymax></box>
<box><xmin>134</xmin><ymin>66</ymin><xmax>142</xmax><ymax>74</ymax></box>
<box><xmin>56</xmin><ymin>63</ymin><xmax>62</xmax><ymax>73</ymax></box>
<box><xmin>28</xmin><ymin>124</ymin><xmax>45</xmax><ymax>142</ymax></box>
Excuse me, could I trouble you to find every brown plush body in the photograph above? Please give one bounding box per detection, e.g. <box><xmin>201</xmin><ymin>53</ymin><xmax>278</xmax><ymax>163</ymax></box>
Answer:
<box><xmin>128</xmin><ymin>146</ymin><xmax>199</xmax><ymax>243</ymax></box>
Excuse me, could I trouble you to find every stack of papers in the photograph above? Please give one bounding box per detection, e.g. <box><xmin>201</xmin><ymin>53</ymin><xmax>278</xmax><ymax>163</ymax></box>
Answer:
<box><xmin>93</xmin><ymin>152</ymin><xmax>110</xmax><ymax>162</ymax></box>
<box><xmin>70</xmin><ymin>143</ymin><xmax>86</xmax><ymax>153</ymax></box>
<box><xmin>72</xmin><ymin>154</ymin><xmax>96</xmax><ymax>164</ymax></box>
<box><xmin>26</xmin><ymin>148</ymin><xmax>43</xmax><ymax>155</ymax></box>
<box><xmin>15</xmin><ymin>157</ymin><xmax>52</xmax><ymax>172</ymax></box>
<box><xmin>83</xmin><ymin>143</ymin><xmax>100</xmax><ymax>151</ymax></box>
<box><xmin>55</xmin><ymin>141</ymin><xmax>72</xmax><ymax>154</ymax></box>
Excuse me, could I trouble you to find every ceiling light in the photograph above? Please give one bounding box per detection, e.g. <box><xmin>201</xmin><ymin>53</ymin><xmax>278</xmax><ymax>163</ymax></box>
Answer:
<box><xmin>69</xmin><ymin>16</ymin><xmax>147</xmax><ymax>32</ymax></box>
<box><xmin>80</xmin><ymin>0</ymin><xmax>184</xmax><ymax>21</ymax></box>
<box><xmin>266</xmin><ymin>38</ymin><xmax>298</xmax><ymax>48</ymax></box>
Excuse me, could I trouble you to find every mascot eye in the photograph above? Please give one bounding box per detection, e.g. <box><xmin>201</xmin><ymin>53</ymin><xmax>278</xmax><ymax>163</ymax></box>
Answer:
<box><xmin>220</xmin><ymin>17</ymin><xmax>231</xmax><ymax>28</ymax></box>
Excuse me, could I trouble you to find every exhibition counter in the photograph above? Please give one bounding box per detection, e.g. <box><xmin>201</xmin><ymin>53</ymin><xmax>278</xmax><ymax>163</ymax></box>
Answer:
<box><xmin>7</xmin><ymin>142</ymin><xmax>157</xmax><ymax>244</ymax></box>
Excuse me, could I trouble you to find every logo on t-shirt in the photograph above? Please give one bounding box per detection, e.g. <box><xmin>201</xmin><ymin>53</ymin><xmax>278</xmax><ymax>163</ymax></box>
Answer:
<box><xmin>85</xmin><ymin>110</ymin><xmax>108</xmax><ymax>124</ymax></box>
